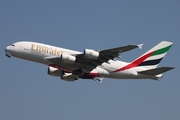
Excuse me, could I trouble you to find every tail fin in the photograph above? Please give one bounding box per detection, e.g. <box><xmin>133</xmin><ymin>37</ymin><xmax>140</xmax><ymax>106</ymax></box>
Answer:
<box><xmin>113</xmin><ymin>41</ymin><xmax>173</xmax><ymax>73</ymax></box>
<box><xmin>132</xmin><ymin>41</ymin><xmax>173</xmax><ymax>69</ymax></box>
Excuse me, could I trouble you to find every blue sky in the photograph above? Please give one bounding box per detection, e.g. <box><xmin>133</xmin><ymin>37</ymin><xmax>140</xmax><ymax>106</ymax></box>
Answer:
<box><xmin>1</xmin><ymin>0</ymin><xmax>180</xmax><ymax>120</ymax></box>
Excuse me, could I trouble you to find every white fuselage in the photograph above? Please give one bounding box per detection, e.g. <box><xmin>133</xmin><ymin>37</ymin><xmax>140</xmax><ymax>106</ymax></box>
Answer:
<box><xmin>5</xmin><ymin>41</ymin><xmax>159</xmax><ymax>80</ymax></box>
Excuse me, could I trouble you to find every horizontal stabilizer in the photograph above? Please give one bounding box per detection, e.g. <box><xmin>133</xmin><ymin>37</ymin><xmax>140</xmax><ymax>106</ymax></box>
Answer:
<box><xmin>138</xmin><ymin>67</ymin><xmax>174</xmax><ymax>75</ymax></box>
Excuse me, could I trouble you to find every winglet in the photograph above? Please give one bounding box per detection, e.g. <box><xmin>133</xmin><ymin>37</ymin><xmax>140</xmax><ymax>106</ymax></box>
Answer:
<box><xmin>138</xmin><ymin>44</ymin><xmax>143</xmax><ymax>49</ymax></box>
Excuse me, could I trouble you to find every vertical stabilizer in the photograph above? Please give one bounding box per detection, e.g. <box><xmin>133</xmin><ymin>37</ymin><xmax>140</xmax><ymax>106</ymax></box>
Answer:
<box><xmin>134</xmin><ymin>41</ymin><xmax>173</xmax><ymax>69</ymax></box>
<box><xmin>113</xmin><ymin>41</ymin><xmax>173</xmax><ymax>73</ymax></box>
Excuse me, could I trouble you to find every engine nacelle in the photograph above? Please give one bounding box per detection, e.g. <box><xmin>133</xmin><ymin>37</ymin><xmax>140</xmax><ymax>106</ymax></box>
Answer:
<box><xmin>84</xmin><ymin>49</ymin><xmax>99</xmax><ymax>60</ymax></box>
<box><xmin>48</xmin><ymin>67</ymin><xmax>63</xmax><ymax>76</ymax></box>
<box><xmin>61</xmin><ymin>73</ymin><xmax>77</xmax><ymax>82</ymax></box>
<box><xmin>60</xmin><ymin>54</ymin><xmax>76</xmax><ymax>64</ymax></box>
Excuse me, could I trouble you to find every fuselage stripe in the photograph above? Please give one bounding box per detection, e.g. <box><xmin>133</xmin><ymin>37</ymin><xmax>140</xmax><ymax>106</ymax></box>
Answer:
<box><xmin>113</xmin><ymin>51</ymin><xmax>154</xmax><ymax>72</ymax></box>
<box><xmin>138</xmin><ymin>58</ymin><xmax>163</xmax><ymax>66</ymax></box>
<box><xmin>151</xmin><ymin>45</ymin><xmax>172</xmax><ymax>56</ymax></box>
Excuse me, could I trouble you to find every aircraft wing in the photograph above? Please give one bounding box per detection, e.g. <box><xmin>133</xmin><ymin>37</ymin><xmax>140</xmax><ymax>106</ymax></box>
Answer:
<box><xmin>75</xmin><ymin>44</ymin><xmax>143</xmax><ymax>68</ymax></box>
<box><xmin>99</xmin><ymin>44</ymin><xmax>143</xmax><ymax>58</ymax></box>
<box><xmin>47</xmin><ymin>44</ymin><xmax>143</xmax><ymax>71</ymax></box>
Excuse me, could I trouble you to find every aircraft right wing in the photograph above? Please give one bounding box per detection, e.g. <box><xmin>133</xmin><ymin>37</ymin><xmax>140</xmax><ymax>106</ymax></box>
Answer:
<box><xmin>46</xmin><ymin>43</ymin><xmax>143</xmax><ymax>72</ymax></box>
<box><xmin>75</xmin><ymin>44</ymin><xmax>143</xmax><ymax>68</ymax></box>
<box><xmin>99</xmin><ymin>44</ymin><xmax>143</xmax><ymax>58</ymax></box>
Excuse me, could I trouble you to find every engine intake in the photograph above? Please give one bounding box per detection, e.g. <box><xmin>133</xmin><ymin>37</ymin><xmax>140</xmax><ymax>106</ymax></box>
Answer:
<box><xmin>61</xmin><ymin>73</ymin><xmax>77</xmax><ymax>82</ymax></box>
<box><xmin>60</xmin><ymin>54</ymin><xmax>76</xmax><ymax>64</ymax></box>
<box><xmin>84</xmin><ymin>49</ymin><xmax>99</xmax><ymax>60</ymax></box>
<box><xmin>48</xmin><ymin>67</ymin><xmax>63</xmax><ymax>76</ymax></box>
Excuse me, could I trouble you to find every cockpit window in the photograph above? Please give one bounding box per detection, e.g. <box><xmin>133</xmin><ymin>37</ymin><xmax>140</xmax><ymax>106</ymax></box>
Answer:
<box><xmin>11</xmin><ymin>44</ymin><xmax>15</xmax><ymax>46</ymax></box>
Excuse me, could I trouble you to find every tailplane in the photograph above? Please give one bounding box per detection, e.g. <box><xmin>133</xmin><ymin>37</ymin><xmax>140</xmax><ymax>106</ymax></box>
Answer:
<box><xmin>138</xmin><ymin>67</ymin><xmax>174</xmax><ymax>75</ymax></box>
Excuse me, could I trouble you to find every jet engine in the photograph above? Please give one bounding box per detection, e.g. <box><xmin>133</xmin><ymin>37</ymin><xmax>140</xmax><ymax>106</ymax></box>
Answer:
<box><xmin>47</xmin><ymin>66</ymin><xmax>63</xmax><ymax>76</ymax></box>
<box><xmin>84</xmin><ymin>49</ymin><xmax>99</xmax><ymax>60</ymax></box>
<box><xmin>61</xmin><ymin>73</ymin><xmax>77</xmax><ymax>82</ymax></box>
<box><xmin>60</xmin><ymin>53</ymin><xmax>76</xmax><ymax>64</ymax></box>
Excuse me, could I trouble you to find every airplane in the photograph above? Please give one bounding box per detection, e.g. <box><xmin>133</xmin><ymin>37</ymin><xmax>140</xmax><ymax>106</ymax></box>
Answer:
<box><xmin>5</xmin><ymin>41</ymin><xmax>174</xmax><ymax>82</ymax></box>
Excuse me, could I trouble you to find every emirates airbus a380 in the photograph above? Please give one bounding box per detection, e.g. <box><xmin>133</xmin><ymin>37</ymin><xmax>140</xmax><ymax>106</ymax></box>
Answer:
<box><xmin>5</xmin><ymin>41</ymin><xmax>174</xmax><ymax>82</ymax></box>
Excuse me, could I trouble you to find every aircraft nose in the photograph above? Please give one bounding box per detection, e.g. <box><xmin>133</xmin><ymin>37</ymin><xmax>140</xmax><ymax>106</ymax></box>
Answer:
<box><xmin>5</xmin><ymin>46</ymin><xmax>10</xmax><ymax>52</ymax></box>
<box><xmin>5</xmin><ymin>46</ymin><xmax>12</xmax><ymax>58</ymax></box>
